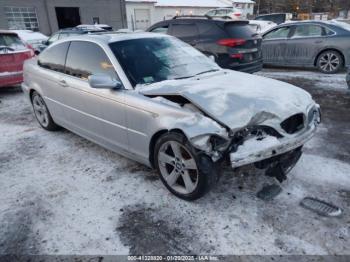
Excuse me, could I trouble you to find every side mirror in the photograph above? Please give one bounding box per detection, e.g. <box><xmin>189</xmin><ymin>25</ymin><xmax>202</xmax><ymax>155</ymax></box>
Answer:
<box><xmin>88</xmin><ymin>74</ymin><xmax>122</xmax><ymax>89</ymax></box>
<box><xmin>209</xmin><ymin>55</ymin><xmax>215</xmax><ymax>62</ymax></box>
<box><xmin>42</xmin><ymin>40</ymin><xmax>48</xmax><ymax>45</ymax></box>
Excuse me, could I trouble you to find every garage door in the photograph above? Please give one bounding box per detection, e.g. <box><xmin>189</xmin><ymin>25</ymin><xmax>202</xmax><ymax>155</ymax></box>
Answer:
<box><xmin>134</xmin><ymin>9</ymin><xmax>151</xmax><ymax>30</ymax></box>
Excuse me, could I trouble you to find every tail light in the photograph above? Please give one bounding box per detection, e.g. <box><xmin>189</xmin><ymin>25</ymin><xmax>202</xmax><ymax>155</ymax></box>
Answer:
<box><xmin>233</xmin><ymin>13</ymin><xmax>241</xmax><ymax>17</ymax></box>
<box><xmin>230</xmin><ymin>53</ymin><xmax>244</xmax><ymax>59</ymax></box>
<box><xmin>26</xmin><ymin>44</ymin><xmax>35</xmax><ymax>57</ymax></box>
<box><xmin>217</xmin><ymin>38</ymin><xmax>246</xmax><ymax>47</ymax></box>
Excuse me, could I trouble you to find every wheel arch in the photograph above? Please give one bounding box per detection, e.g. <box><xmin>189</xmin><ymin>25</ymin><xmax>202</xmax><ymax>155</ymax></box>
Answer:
<box><xmin>148</xmin><ymin>128</ymin><xmax>187</xmax><ymax>168</ymax></box>
<box><xmin>314</xmin><ymin>48</ymin><xmax>345</xmax><ymax>67</ymax></box>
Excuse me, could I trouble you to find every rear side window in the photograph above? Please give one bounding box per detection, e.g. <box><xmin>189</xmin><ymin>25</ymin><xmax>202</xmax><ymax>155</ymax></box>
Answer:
<box><xmin>293</xmin><ymin>25</ymin><xmax>323</xmax><ymax>37</ymax></box>
<box><xmin>38</xmin><ymin>42</ymin><xmax>69</xmax><ymax>73</ymax></box>
<box><xmin>172</xmin><ymin>23</ymin><xmax>199</xmax><ymax>38</ymax></box>
<box><xmin>224</xmin><ymin>23</ymin><xmax>255</xmax><ymax>38</ymax></box>
<box><xmin>0</xmin><ymin>33</ymin><xmax>26</xmax><ymax>49</ymax></box>
<box><xmin>264</xmin><ymin>26</ymin><xmax>291</xmax><ymax>39</ymax></box>
<box><xmin>65</xmin><ymin>41</ymin><xmax>117</xmax><ymax>80</ymax></box>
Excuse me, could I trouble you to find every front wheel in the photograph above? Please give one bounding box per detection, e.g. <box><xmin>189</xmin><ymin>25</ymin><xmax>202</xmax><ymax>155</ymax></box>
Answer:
<box><xmin>154</xmin><ymin>132</ymin><xmax>219</xmax><ymax>201</ymax></box>
<box><xmin>317</xmin><ymin>50</ymin><xmax>343</xmax><ymax>74</ymax></box>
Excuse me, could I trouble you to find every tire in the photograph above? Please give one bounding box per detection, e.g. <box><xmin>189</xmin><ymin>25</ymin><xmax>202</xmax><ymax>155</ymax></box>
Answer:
<box><xmin>316</xmin><ymin>50</ymin><xmax>343</xmax><ymax>74</ymax></box>
<box><xmin>31</xmin><ymin>91</ymin><xmax>60</xmax><ymax>131</ymax></box>
<box><xmin>154</xmin><ymin>132</ymin><xmax>219</xmax><ymax>201</ymax></box>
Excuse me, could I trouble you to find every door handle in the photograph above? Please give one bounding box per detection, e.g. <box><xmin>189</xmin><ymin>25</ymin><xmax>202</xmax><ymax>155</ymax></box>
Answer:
<box><xmin>315</xmin><ymin>40</ymin><xmax>323</xmax><ymax>44</ymax></box>
<box><xmin>58</xmin><ymin>79</ymin><xmax>68</xmax><ymax>87</ymax></box>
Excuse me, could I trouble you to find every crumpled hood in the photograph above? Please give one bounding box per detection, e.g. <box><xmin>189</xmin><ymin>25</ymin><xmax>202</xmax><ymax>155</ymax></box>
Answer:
<box><xmin>139</xmin><ymin>70</ymin><xmax>314</xmax><ymax>130</ymax></box>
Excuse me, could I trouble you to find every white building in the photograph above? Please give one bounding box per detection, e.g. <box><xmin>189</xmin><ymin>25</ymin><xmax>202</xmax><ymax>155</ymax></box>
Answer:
<box><xmin>224</xmin><ymin>0</ymin><xmax>255</xmax><ymax>17</ymax></box>
<box><xmin>126</xmin><ymin>0</ymin><xmax>231</xmax><ymax>30</ymax></box>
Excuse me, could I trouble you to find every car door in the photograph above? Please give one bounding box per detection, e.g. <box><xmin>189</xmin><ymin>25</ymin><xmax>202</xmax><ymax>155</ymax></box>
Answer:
<box><xmin>169</xmin><ymin>21</ymin><xmax>200</xmax><ymax>47</ymax></box>
<box><xmin>62</xmin><ymin>40</ymin><xmax>128</xmax><ymax>152</ymax></box>
<box><xmin>262</xmin><ymin>25</ymin><xmax>293</xmax><ymax>65</ymax></box>
<box><xmin>36</xmin><ymin>41</ymin><xmax>71</xmax><ymax>122</ymax></box>
<box><xmin>285</xmin><ymin>24</ymin><xmax>327</xmax><ymax>66</ymax></box>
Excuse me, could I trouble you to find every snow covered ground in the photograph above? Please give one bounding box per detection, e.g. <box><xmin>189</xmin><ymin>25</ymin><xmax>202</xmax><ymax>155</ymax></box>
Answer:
<box><xmin>257</xmin><ymin>68</ymin><xmax>348</xmax><ymax>90</ymax></box>
<box><xmin>0</xmin><ymin>68</ymin><xmax>349</xmax><ymax>256</ymax></box>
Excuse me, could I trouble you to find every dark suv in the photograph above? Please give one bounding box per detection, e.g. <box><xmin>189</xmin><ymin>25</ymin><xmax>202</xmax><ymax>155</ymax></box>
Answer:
<box><xmin>147</xmin><ymin>16</ymin><xmax>263</xmax><ymax>73</ymax></box>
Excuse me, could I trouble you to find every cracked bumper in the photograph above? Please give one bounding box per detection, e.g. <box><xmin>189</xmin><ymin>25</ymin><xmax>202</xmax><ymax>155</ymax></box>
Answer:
<box><xmin>230</xmin><ymin>125</ymin><xmax>317</xmax><ymax>168</ymax></box>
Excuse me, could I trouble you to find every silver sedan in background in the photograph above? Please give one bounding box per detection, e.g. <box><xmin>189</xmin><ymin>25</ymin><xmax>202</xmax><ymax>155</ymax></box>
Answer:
<box><xmin>262</xmin><ymin>20</ymin><xmax>350</xmax><ymax>74</ymax></box>
<box><xmin>22</xmin><ymin>33</ymin><xmax>320</xmax><ymax>200</ymax></box>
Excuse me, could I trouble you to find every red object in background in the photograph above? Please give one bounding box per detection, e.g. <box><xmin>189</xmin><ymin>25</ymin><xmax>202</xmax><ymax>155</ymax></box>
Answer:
<box><xmin>0</xmin><ymin>31</ymin><xmax>34</xmax><ymax>88</ymax></box>
<box><xmin>217</xmin><ymin>38</ymin><xmax>246</xmax><ymax>47</ymax></box>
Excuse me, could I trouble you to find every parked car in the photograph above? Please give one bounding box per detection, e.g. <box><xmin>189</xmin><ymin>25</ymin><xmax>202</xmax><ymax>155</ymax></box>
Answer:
<box><xmin>262</xmin><ymin>20</ymin><xmax>350</xmax><ymax>74</ymax></box>
<box><xmin>13</xmin><ymin>30</ymin><xmax>48</xmax><ymax>55</ymax></box>
<box><xmin>147</xmin><ymin>16</ymin><xmax>263</xmax><ymax>73</ymax></box>
<box><xmin>39</xmin><ymin>27</ymin><xmax>106</xmax><ymax>52</ymax></box>
<box><xmin>22</xmin><ymin>33</ymin><xmax>320</xmax><ymax>200</ymax></box>
<box><xmin>205</xmin><ymin>7</ymin><xmax>243</xmax><ymax>20</ymax></box>
<box><xmin>248</xmin><ymin>20</ymin><xmax>277</xmax><ymax>34</ymax></box>
<box><xmin>0</xmin><ymin>30</ymin><xmax>34</xmax><ymax>88</ymax></box>
<box><xmin>77</xmin><ymin>24</ymin><xmax>113</xmax><ymax>31</ymax></box>
<box><xmin>346</xmin><ymin>68</ymin><xmax>350</xmax><ymax>88</ymax></box>
<box><xmin>255</xmin><ymin>13</ymin><xmax>293</xmax><ymax>25</ymax></box>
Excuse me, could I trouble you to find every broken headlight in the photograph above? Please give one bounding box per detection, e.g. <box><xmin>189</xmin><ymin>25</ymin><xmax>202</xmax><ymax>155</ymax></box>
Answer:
<box><xmin>190</xmin><ymin>134</ymin><xmax>230</xmax><ymax>153</ymax></box>
<box><xmin>210</xmin><ymin>135</ymin><xmax>230</xmax><ymax>151</ymax></box>
<box><xmin>308</xmin><ymin>104</ymin><xmax>321</xmax><ymax>125</ymax></box>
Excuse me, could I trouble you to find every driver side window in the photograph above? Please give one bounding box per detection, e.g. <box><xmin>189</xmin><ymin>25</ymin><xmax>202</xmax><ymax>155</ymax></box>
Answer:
<box><xmin>151</xmin><ymin>24</ymin><xmax>169</xmax><ymax>34</ymax></box>
<box><xmin>65</xmin><ymin>41</ymin><xmax>118</xmax><ymax>81</ymax></box>
<box><xmin>264</xmin><ymin>27</ymin><xmax>291</xmax><ymax>40</ymax></box>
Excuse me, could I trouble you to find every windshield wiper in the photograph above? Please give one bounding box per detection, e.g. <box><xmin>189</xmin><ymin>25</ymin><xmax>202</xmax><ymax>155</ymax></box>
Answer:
<box><xmin>174</xmin><ymin>69</ymin><xmax>220</xmax><ymax>80</ymax></box>
<box><xmin>173</xmin><ymin>75</ymin><xmax>194</xmax><ymax>80</ymax></box>
<box><xmin>194</xmin><ymin>69</ymin><xmax>220</xmax><ymax>76</ymax></box>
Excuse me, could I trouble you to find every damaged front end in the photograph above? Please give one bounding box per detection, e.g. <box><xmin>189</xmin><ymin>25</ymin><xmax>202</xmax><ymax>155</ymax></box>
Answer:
<box><xmin>189</xmin><ymin>103</ymin><xmax>321</xmax><ymax>182</ymax></box>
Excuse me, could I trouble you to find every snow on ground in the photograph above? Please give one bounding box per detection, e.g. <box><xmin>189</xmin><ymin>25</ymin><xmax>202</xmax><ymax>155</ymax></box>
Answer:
<box><xmin>0</xmin><ymin>69</ymin><xmax>349</xmax><ymax>256</ymax></box>
<box><xmin>257</xmin><ymin>68</ymin><xmax>348</xmax><ymax>90</ymax></box>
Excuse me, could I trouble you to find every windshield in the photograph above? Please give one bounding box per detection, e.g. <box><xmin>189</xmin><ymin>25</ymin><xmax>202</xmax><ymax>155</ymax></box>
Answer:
<box><xmin>0</xmin><ymin>33</ymin><xmax>26</xmax><ymax>50</ymax></box>
<box><xmin>109</xmin><ymin>37</ymin><xmax>220</xmax><ymax>87</ymax></box>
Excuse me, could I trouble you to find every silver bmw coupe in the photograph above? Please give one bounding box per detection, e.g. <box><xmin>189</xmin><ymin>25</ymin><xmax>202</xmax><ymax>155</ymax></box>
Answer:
<box><xmin>22</xmin><ymin>33</ymin><xmax>321</xmax><ymax>200</ymax></box>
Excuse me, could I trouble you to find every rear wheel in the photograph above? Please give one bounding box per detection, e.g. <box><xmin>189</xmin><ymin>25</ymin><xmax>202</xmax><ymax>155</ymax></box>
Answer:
<box><xmin>317</xmin><ymin>50</ymin><xmax>343</xmax><ymax>74</ymax></box>
<box><xmin>31</xmin><ymin>91</ymin><xmax>60</xmax><ymax>131</ymax></box>
<box><xmin>154</xmin><ymin>132</ymin><xmax>219</xmax><ymax>201</ymax></box>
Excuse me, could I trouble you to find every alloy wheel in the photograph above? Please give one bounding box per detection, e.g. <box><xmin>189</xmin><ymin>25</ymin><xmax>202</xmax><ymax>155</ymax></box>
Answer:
<box><xmin>158</xmin><ymin>141</ymin><xmax>199</xmax><ymax>195</ymax></box>
<box><xmin>32</xmin><ymin>94</ymin><xmax>49</xmax><ymax>127</ymax></box>
<box><xmin>319</xmin><ymin>52</ymin><xmax>340</xmax><ymax>73</ymax></box>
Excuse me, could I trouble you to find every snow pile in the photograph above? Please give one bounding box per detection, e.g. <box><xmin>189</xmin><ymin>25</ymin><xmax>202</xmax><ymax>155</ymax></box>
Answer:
<box><xmin>257</xmin><ymin>69</ymin><xmax>348</xmax><ymax>90</ymax></box>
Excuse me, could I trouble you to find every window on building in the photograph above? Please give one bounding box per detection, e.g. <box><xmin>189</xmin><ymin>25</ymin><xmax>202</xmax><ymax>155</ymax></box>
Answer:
<box><xmin>4</xmin><ymin>6</ymin><xmax>39</xmax><ymax>31</ymax></box>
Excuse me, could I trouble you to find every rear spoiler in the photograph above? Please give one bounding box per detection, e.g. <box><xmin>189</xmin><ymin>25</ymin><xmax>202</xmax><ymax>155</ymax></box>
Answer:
<box><xmin>223</xmin><ymin>20</ymin><xmax>249</xmax><ymax>25</ymax></box>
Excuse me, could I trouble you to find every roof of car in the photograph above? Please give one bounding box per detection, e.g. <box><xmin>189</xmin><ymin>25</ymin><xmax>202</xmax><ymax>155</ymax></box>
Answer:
<box><xmin>0</xmin><ymin>30</ymin><xmax>18</xmax><ymax>35</ymax></box>
<box><xmin>57</xmin><ymin>27</ymin><xmax>106</xmax><ymax>33</ymax></box>
<box><xmin>52</xmin><ymin>32</ymin><xmax>172</xmax><ymax>46</ymax></box>
<box><xmin>150</xmin><ymin>16</ymin><xmax>249</xmax><ymax>25</ymax></box>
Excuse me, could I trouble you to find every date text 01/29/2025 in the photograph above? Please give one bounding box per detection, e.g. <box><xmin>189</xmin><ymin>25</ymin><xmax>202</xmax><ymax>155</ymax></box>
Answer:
<box><xmin>127</xmin><ymin>255</ymin><xmax>219</xmax><ymax>261</ymax></box>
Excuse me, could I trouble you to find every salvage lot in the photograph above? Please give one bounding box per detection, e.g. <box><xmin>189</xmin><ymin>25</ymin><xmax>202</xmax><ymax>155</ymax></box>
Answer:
<box><xmin>0</xmin><ymin>68</ymin><xmax>349</xmax><ymax>255</ymax></box>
